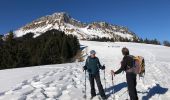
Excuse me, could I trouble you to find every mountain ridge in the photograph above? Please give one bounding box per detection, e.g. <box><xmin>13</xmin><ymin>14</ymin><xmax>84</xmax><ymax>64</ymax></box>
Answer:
<box><xmin>14</xmin><ymin>12</ymin><xmax>138</xmax><ymax>40</ymax></box>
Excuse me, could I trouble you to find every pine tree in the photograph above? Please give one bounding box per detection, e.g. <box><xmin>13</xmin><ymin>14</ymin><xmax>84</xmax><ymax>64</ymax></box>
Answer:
<box><xmin>16</xmin><ymin>47</ymin><xmax>31</xmax><ymax>67</ymax></box>
<box><xmin>0</xmin><ymin>35</ymin><xmax>3</xmax><ymax>41</ymax></box>
<box><xmin>163</xmin><ymin>40</ymin><xmax>170</xmax><ymax>47</ymax></box>
<box><xmin>0</xmin><ymin>29</ymin><xmax>80</xmax><ymax>69</ymax></box>
<box><xmin>133</xmin><ymin>37</ymin><xmax>139</xmax><ymax>42</ymax></box>
<box><xmin>0</xmin><ymin>35</ymin><xmax>3</xmax><ymax>45</ymax></box>
<box><xmin>139</xmin><ymin>38</ymin><xmax>144</xmax><ymax>43</ymax></box>
<box><xmin>6</xmin><ymin>30</ymin><xmax>14</xmax><ymax>42</ymax></box>
<box><xmin>144</xmin><ymin>38</ymin><xmax>149</xmax><ymax>44</ymax></box>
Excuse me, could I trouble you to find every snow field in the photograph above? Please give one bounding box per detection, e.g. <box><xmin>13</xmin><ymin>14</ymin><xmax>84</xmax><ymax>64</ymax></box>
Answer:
<box><xmin>0</xmin><ymin>41</ymin><xmax>170</xmax><ymax>100</ymax></box>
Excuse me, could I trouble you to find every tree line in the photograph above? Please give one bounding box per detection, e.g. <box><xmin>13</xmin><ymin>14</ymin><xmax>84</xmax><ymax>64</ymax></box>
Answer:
<box><xmin>89</xmin><ymin>36</ymin><xmax>170</xmax><ymax>47</ymax></box>
<box><xmin>0</xmin><ymin>29</ymin><xmax>80</xmax><ymax>70</ymax></box>
<box><xmin>163</xmin><ymin>40</ymin><xmax>170</xmax><ymax>47</ymax></box>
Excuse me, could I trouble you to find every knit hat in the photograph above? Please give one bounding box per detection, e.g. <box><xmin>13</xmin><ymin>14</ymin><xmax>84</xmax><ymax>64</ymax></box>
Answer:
<box><xmin>90</xmin><ymin>50</ymin><xmax>96</xmax><ymax>55</ymax></box>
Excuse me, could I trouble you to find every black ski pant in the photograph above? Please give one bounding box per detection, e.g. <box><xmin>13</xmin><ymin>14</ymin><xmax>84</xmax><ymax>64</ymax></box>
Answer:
<box><xmin>126</xmin><ymin>72</ymin><xmax>138</xmax><ymax>100</ymax></box>
<box><xmin>89</xmin><ymin>73</ymin><xmax>106</xmax><ymax>97</ymax></box>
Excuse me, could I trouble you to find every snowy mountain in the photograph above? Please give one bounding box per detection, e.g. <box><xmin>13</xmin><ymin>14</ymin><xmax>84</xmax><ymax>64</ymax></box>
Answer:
<box><xmin>14</xmin><ymin>12</ymin><xmax>138</xmax><ymax>40</ymax></box>
<box><xmin>0</xmin><ymin>41</ymin><xmax>169</xmax><ymax>100</ymax></box>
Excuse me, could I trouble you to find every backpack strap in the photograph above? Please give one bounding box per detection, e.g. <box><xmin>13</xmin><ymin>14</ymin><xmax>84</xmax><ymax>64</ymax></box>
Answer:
<box><xmin>126</xmin><ymin>55</ymin><xmax>135</xmax><ymax>68</ymax></box>
<box><xmin>126</xmin><ymin>55</ymin><xmax>135</xmax><ymax>72</ymax></box>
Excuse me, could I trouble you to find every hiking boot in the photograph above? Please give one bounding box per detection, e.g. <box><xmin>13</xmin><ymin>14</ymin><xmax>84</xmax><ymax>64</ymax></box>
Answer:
<box><xmin>90</xmin><ymin>95</ymin><xmax>96</xmax><ymax>99</ymax></box>
<box><xmin>90</xmin><ymin>96</ymin><xmax>94</xmax><ymax>99</ymax></box>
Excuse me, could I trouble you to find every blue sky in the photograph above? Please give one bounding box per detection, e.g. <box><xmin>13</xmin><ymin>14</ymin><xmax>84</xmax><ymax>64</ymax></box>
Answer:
<box><xmin>0</xmin><ymin>0</ymin><xmax>170</xmax><ymax>42</ymax></box>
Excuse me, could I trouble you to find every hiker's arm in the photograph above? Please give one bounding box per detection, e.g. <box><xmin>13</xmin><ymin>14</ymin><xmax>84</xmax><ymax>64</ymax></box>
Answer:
<box><xmin>114</xmin><ymin>67</ymin><xmax>123</xmax><ymax>74</ymax></box>
<box><xmin>115</xmin><ymin>58</ymin><xmax>127</xmax><ymax>74</ymax></box>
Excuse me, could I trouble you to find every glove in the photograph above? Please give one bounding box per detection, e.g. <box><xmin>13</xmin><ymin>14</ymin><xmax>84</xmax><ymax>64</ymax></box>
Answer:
<box><xmin>83</xmin><ymin>66</ymin><xmax>87</xmax><ymax>71</ymax></box>
<box><xmin>111</xmin><ymin>70</ymin><xmax>115</xmax><ymax>76</ymax></box>
<box><xmin>101</xmin><ymin>65</ymin><xmax>105</xmax><ymax>70</ymax></box>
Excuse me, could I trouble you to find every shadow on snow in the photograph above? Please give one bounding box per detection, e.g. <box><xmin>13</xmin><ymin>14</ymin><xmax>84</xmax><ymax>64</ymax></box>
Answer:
<box><xmin>141</xmin><ymin>84</ymin><xmax>168</xmax><ymax>100</ymax></box>
<box><xmin>105</xmin><ymin>82</ymin><xmax>127</xmax><ymax>98</ymax></box>
<box><xmin>104</xmin><ymin>82</ymin><xmax>168</xmax><ymax>100</ymax></box>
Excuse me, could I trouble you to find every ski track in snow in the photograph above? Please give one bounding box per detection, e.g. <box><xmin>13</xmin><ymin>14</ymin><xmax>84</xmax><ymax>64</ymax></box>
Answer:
<box><xmin>0</xmin><ymin>41</ymin><xmax>170</xmax><ymax>100</ymax></box>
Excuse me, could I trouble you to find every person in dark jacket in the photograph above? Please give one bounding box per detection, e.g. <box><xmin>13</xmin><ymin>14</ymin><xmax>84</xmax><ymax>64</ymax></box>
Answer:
<box><xmin>111</xmin><ymin>47</ymin><xmax>138</xmax><ymax>100</ymax></box>
<box><xmin>83</xmin><ymin>50</ymin><xmax>106</xmax><ymax>99</ymax></box>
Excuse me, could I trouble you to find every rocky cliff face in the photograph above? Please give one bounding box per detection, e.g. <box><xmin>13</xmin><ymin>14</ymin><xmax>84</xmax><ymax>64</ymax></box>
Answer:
<box><xmin>14</xmin><ymin>12</ymin><xmax>138</xmax><ymax>40</ymax></box>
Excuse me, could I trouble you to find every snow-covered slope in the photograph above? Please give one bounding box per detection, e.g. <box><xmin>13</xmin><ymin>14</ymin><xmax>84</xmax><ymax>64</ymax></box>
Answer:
<box><xmin>14</xmin><ymin>12</ymin><xmax>138</xmax><ymax>40</ymax></box>
<box><xmin>0</xmin><ymin>41</ymin><xmax>170</xmax><ymax>100</ymax></box>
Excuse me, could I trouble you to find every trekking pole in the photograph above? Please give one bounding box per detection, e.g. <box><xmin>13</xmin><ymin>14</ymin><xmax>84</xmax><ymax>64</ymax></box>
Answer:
<box><xmin>104</xmin><ymin>69</ymin><xmax>106</xmax><ymax>91</ymax></box>
<box><xmin>83</xmin><ymin>70</ymin><xmax>87</xmax><ymax>99</ymax></box>
<box><xmin>127</xmin><ymin>90</ymin><xmax>129</xmax><ymax>100</ymax></box>
<box><xmin>112</xmin><ymin>75</ymin><xmax>115</xmax><ymax>99</ymax></box>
